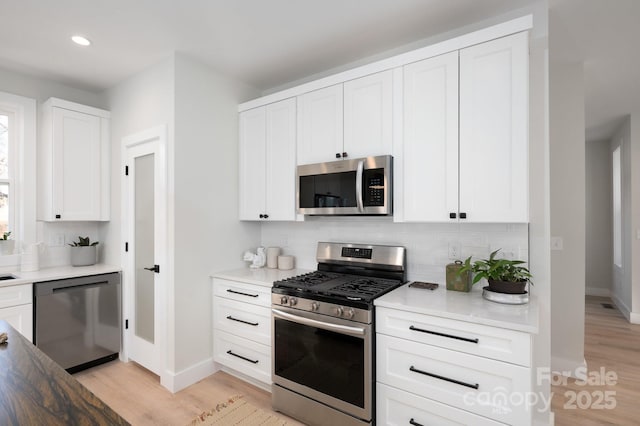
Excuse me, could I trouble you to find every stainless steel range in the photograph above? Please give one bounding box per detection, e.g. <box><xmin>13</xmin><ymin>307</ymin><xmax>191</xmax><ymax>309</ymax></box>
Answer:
<box><xmin>271</xmin><ymin>242</ymin><xmax>406</xmax><ymax>426</ymax></box>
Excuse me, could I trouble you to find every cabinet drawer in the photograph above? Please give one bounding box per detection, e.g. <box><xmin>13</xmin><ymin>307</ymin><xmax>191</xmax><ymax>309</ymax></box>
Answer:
<box><xmin>0</xmin><ymin>284</ymin><xmax>32</xmax><ymax>309</ymax></box>
<box><xmin>214</xmin><ymin>330</ymin><xmax>270</xmax><ymax>385</ymax></box>
<box><xmin>213</xmin><ymin>278</ymin><xmax>271</xmax><ymax>307</ymax></box>
<box><xmin>377</xmin><ymin>383</ymin><xmax>505</xmax><ymax>426</ymax></box>
<box><xmin>377</xmin><ymin>334</ymin><xmax>531</xmax><ymax>425</ymax></box>
<box><xmin>213</xmin><ymin>297</ymin><xmax>271</xmax><ymax>346</ymax></box>
<box><xmin>0</xmin><ymin>304</ymin><xmax>33</xmax><ymax>342</ymax></box>
<box><xmin>376</xmin><ymin>307</ymin><xmax>531</xmax><ymax>366</ymax></box>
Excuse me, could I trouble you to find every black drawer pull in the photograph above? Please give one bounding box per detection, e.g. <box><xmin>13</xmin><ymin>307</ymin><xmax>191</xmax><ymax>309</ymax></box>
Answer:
<box><xmin>409</xmin><ymin>419</ymin><xmax>424</xmax><ymax>426</ymax></box>
<box><xmin>226</xmin><ymin>315</ymin><xmax>259</xmax><ymax>326</ymax></box>
<box><xmin>227</xmin><ymin>350</ymin><xmax>259</xmax><ymax>364</ymax></box>
<box><xmin>409</xmin><ymin>366</ymin><xmax>479</xmax><ymax>390</ymax></box>
<box><xmin>409</xmin><ymin>325</ymin><xmax>479</xmax><ymax>344</ymax></box>
<box><xmin>226</xmin><ymin>289</ymin><xmax>259</xmax><ymax>298</ymax></box>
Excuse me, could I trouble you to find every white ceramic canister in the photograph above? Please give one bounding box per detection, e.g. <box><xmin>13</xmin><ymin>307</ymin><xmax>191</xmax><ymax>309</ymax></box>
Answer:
<box><xmin>266</xmin><ymin>247</ymin><xmax>281</xmax><ymax>269</ymax></box>
<box><xmin>21</xmin><ymin>242</ymin><xmax>43</xmax><ymax>272</ymax></box>
<box><xmin>278</xmin><ymin>255</ymin><xmax>295</xmax><ymax>270</ymax></box>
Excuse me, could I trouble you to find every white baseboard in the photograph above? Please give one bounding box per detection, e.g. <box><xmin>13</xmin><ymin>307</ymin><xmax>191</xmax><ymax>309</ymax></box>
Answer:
<box><xmin>611</xmin><ymin>292</ymin><xmax>631</xmax><ymax>321</ymax></box>
<box><xmin>162</xmin><ymin>357</ymin><xmax>216</xmax><ymax>393</ymax></box>
<box><xmin>585</xmin><ymin>287</ymin><xmax>610</xmax><ymax>297</ymax></box>
<box><xmin>630</xmin><ymin>311</ymin><xmax>640</xmax><ymax>324</ymax></box>
<box><xmin>550</xmin><ymin>356</ymin><xmax>587</xmax><ymax>378</ymax></box>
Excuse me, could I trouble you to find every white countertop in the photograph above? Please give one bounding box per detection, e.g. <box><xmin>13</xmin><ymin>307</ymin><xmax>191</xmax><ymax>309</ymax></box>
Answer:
<box><xmin>0</xmin><ymin>264</ymin><xmax>121</xmax><ymax>288</ymax></box>
<box><xmin>375</xmin><ymin>282</ymin><xmax>539</xmax><ymax>334</ymax></box>
<box><xmin>212</xmin><ymin>267</ymin><xmax>312</xmax><ymax>287</ymax></box>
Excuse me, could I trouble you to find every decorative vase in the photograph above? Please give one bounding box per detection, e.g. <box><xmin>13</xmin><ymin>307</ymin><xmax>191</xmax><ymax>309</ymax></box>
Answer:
<box><xmin>487</xmin><ymin>279</ymin><xmax>527</xmax><ymax>294</ymax></box>
<box><xmin>0</xmin><ymin>240</ymin><xmax>15</xmax><ymax>255</ymax></box>
<box><xmin>70</xmin><ymin>246</ymin><xmax>97</xmax><ymax>266</ymax></box>
<box><xmin>446</xmin><ymin>261</ymin><xmax>471</xmax><ymax>292</ymax></box>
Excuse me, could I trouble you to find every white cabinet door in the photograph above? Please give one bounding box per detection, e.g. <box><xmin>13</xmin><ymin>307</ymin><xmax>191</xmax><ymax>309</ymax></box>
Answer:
<box><xmin>0</xmin><ymin>304</ymin><xmax>33</xmax><ymax>342</ymax></box>
<box><xmin>344</xmin><ymin>70</ymin><xmax>393</xmax><ymax>160</ymax></box>
<box><xmin>297</xmin><ymin>84</ymin><xmax>343</xmax><ymax>165</ymax></box>
<box><xmin>402</xmin><ymin>52</ymin><xmax>459</xmax><ymax>222</ymax></box>
<box><xmin>459</xmin><ymin>32</ymin><xmax>529</xmax><ymax>222</ymax></box>
<box><xmin>239</xmin><ymin>99</ymin><xmax>296</xmax><ymax>221</ymax></box>
<box><xmin>238</xmin><ymin>107</ymin><xmax>267</xmax><ymax>221</ymax></box>
<box><xmin>52</xmin><ymin>107</ymin><xmax>103</xmax><ymax>220</ymax></box>
<box><xmin>39</xmin><ymin>98</ymin><xmax>110</xmax><ymax>222</ymax></box>
<box><xmin>265</xmin><ymin>98</ymin><xmax>296</xmax><ymax>221</ymax></box>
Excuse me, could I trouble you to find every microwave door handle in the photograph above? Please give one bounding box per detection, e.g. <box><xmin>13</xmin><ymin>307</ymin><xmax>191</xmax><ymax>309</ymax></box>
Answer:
<box><xmin>356</xmin><ymin>159</ymin><xmax>365</xmax><ymax>212</ymax></box>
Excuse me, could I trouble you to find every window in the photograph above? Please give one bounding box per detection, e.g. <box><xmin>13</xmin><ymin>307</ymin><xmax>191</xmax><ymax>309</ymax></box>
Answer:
<box><xmin>613</xmin><ymin>145</ymin><xmax>621</xmax><ymax>267</ymax></box>
<box><xmin>0</xmin><ymin>110</ymin><xmax>14</xmax><ymax>237</ymax></box>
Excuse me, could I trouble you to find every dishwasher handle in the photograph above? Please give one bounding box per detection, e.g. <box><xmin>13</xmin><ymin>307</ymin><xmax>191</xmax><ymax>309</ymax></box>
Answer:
<box><xmin>51</xmin><ymin>281</ymin><xmax>109</xmax><ymax>293</ymax></box>
<box><xmin>34</xmin><ymin>272</ymin><xmax>121</xmax><ymax>297</ymax></box>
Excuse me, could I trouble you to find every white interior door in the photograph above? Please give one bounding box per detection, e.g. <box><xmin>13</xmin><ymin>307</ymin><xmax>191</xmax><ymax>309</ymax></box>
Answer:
<box><xmin>122</xmin><ymin>126</ymin><xmax>167</xmax><ymax>376</ymax></box>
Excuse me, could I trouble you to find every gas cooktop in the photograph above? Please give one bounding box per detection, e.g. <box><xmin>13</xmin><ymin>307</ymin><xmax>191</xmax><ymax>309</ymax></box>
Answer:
<box><xmin>272</xmin><ymin>242</ymin><xmax>407</xmax><ymax>308</ymax></box>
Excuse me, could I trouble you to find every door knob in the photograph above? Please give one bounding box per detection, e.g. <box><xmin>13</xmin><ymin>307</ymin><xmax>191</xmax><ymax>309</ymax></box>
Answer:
<box><xmin>144</xmin><ymin>265</ymin><xmax>160</xmax><ymax>273</ymax></box>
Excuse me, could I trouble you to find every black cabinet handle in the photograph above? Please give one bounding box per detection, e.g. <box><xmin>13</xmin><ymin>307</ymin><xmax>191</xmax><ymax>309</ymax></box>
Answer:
<box><xmin>449</xmin><ymin>212</ymin><xmax>457</xmax><ymax>219</ymax></box>
<box><xmin>409</xmin><ymin>325</ymin><xmax>479</xmax><ymax>344</ymax></box>
<box><xmin>264</xmin><ymin>214</ymin><xmax>269</xmax><ymax>219</ymax></box>
<box><xmin>226</xmin><ymin>315</ymin><xmax>259</xmax><ymax>326</ymax></box>
<box><xmin>226</xmin><ymin>289</ymin><xmax>259</xmax><ymax>298</ymax></box>
<box><xmin>460</xmin><ymin>212</ymin><xmax>467</xmax><ymax>219</ymax></box>
<box><xmin>227</xmin><ymin>350</ymin><xmax>259</xmax><ymax>364</ymax></box>
<box><xmin>55</xmin><ymin>214</ymin><xmax>61</xmax><ymax>219</ymax></box>
<box><xmin>342</xmin><ymin>152</ymin><xmax>348</xmax><ymax>158</ymax></box>
<box><xmin>409</xmin><ymin>419</ymin><xmax>424</xmax><ymax>426</ymax></box>
<box><xmin>409</xmin><ymin>365</ymin><xmax>479</xmax><ymax>390</ymax></box>
<box><xmin>336</xmin><ymin>153</ymin><xmax>342</xmax><ymax>158</ymax></box>
<box><xmin>259</xmin><ymin>214</ymin><xmax>264</xmax><ymax>218</ymax></box>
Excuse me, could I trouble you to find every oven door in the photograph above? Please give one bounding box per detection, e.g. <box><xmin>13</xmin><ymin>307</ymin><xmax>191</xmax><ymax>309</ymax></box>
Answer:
<box><xmin>272</xmin><ymin>306</ymin><xmax>372</xmax><ymax>421</ymax></box>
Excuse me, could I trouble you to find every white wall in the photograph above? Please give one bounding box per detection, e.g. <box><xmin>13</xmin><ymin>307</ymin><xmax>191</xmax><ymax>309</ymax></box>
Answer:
<box><xmin>100</xmin><ymin>56</ymin><xmax>176</xmax><ymax>267</ymax></box>
<box><xmin>172</xmin><ymin>53</ymin><xmax>261</xmax><ymax>376</ymax></box>
<box><xmin>549</xmin><ymin>60</ymin><xmax>586</xmax><ymax>374</ymax></box>
<box><xmin>0</xmin><ymin>66</ymin><xmax>107</xmax><ymax>267</ymax></box>
<box><xmin>610</xmin><ymin>116</ymin><xmax>634</xmax><ymax>319</ymax></box>
<box><xmin>585</xmin><ymin>140</ymin><xmax>612</xmax><ymax>297</ymax></box>
<box><xmin>262</xmin><ymin>220</ymin><xmax>528</xmax><ymax>281</ymax></box>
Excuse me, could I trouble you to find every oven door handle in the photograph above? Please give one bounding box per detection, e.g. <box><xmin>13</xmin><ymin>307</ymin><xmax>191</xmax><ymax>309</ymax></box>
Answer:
<box><xmin>272</xmin><ymin>308</ymin><xmax>366</xmax><ymax>337</ymax></box>
<box><xmin>355</xmin><ymin>159</ymin><xmax>365</xmax><ymax>213</ymax></box>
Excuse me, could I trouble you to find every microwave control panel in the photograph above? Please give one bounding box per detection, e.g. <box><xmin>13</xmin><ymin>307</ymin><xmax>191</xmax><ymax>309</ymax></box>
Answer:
<box><xmin>363</xmin><ymin>168</ymin><xmax>385</xmax><ymax>206</ymax></box>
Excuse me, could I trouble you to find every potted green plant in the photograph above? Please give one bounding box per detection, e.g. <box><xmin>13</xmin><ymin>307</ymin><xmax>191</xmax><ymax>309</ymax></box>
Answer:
<box><xmin>69</xmin><ymin>236</ymin><xmax>99</xmax><ymax>266</ymax></box>
<box><xmin>458</xmin><ymin>249</ymin><xmax>532</xmax><ymax>294</ymax></box>
<box><xmin>0</xmin><ymin>231</ymin><xmax>14</xmax><ymax>255</ymax></box>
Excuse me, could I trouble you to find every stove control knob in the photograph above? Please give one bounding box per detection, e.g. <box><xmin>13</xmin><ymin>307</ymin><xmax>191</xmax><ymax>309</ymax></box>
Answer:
<box><xmin>334</xmin><ymin>306</ymin><xmax>344</xmax><ymax>316</ymax></box>
<box><xmin>289</xmin><ymin>297</ymin><xmax>297</xmax><ymax>307</ymax></box>
<box><xmin>345</xmin><ymin>308</ymin><xmax>355</xmax><ymax>319</ymax></box>
<box><xmin>280</xmin><ymin>296</ymin><xmax>288</xmax><ymax>305</ymax></box>
<box><xmin>311</xmin><ymin>302</ymin><xmax>319</xmax><ymax>311</ymax></box>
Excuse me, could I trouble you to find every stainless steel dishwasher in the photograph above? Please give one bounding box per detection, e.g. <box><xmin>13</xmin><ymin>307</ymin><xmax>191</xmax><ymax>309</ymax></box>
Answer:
<box><xmin>34</xmin><ymin>272</ymin><xmax>121</xmax><ymax>373</ymax></box>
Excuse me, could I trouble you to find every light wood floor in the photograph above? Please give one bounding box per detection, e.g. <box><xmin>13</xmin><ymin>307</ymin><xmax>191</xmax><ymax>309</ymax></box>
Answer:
<box><xmin>74</xmin><ymin>363</ymin><xmax>304</xmax><ymax>426</ymax></box>
<box><xmin>551</xmin><ymin>296</ymin><xmax>640</xmax><ymax>426</ymax></box>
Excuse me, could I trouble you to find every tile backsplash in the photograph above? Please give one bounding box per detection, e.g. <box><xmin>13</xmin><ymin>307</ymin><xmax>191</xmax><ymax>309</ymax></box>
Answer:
<box><xmin>261</xmin><ymin>218</ymin><xmax>528</xmax><ymax>283</ymax></box>
<box><xmin>37</xmin><ymin>221</ymin><xmax>100</xmax><ymax>267</ymax></box>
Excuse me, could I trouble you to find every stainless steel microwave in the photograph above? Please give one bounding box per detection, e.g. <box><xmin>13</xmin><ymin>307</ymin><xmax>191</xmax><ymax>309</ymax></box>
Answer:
<box><xmin>296</xmin><ymin>155</ymin><xmax>392</xmax><ymax>215</ymax></box>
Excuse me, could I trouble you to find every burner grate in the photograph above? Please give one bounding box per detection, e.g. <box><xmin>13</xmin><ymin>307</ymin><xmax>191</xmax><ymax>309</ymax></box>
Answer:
<box><xmin>278</xmin><ymin>271</ymin><xmax>341</xmax><ymax>288</ymax></box>
<box><xmin>329</xmin><ymin>277</ymin><xmax>402</xmax><ymax>300</ymax></box>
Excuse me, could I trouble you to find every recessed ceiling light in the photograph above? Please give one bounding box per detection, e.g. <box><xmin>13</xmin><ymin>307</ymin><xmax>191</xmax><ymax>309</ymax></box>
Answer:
<box><xmin>71</xmin><ymin>35</ymin><xmax>91</xmax><ymax>46</ymax></box>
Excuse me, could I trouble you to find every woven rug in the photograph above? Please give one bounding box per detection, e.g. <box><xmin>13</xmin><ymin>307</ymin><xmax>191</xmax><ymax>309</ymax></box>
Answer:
<box><xmin>188</xmin><ymin>395</ymin><xmax>289</xmax><ymax>426</ymax></box>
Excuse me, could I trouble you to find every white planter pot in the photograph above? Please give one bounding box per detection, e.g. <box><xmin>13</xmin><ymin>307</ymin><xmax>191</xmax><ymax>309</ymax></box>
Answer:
<box><xmin>0</xmin><ymin>240</ymin><xmax>15</xmax><ymax>255</ymax></box>
<box><xmin>70</xmin><ymin>246</ymin><xmax>97</xmax><ymax>266</ymax></box>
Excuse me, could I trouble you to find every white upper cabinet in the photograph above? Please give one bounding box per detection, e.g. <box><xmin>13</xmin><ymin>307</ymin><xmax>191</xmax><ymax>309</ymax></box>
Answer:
<box><xmin>297</xmin><ymin>71</ymin><xmax>393</xmax><ymax>165</ymax></box>
<box><xmin>297</xmin><ymin>84</ymin><xmax>343</xmax><ymax>165</ymax></box>
<box><xmin>39</xmin><ymin>98</ymin><xmax>110</xmax><ymax>221</ymax></box>
<box><xmin>459</xmin><ymin>32</ymin><xmax>529</xmax><ymax>222</ymax></box>
<box><xmin>402</xmin><ymin>52</ymin><xmax>459</xmax><ymax>222</ymax></box>
<box><xmin>239</xmin><ymin>98</ymin><xmax>296</xmax><ymax>221</ymax></box>
<box><xmin>343</xmin><ymin>70</ymin><xmax>393</xmax><ymax>160</ymax></box>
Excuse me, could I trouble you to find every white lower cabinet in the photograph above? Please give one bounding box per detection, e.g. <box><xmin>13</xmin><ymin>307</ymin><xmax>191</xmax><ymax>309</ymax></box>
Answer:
<box><xmin>377</xmin><ymin>383</ymin><xmax>505</xmax><ymax>426</ymax></box>
<box><xmin>0</xmin><ymin>284</ymin><xmax>33</xmax><ymax>342</ymax></box>
<box><xmin>376</xmin><ymin>308</ymin><xmax>533</xmax><ymax>426</ymax></box>
<box><xmin>212</xmin><ymin>277</ymin><xmax>272</xmax><ymax>387</ymax></box>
